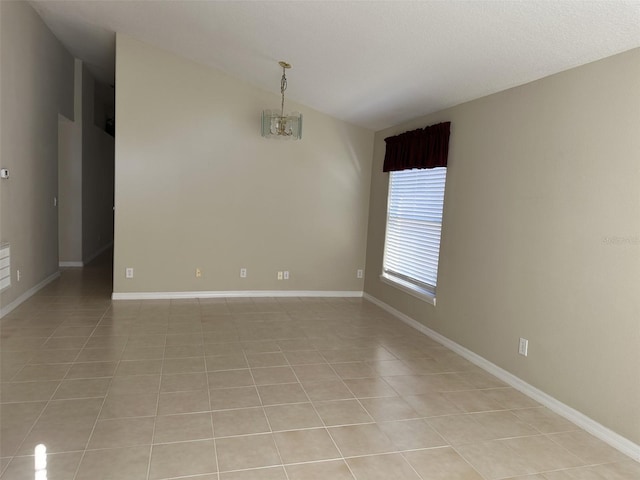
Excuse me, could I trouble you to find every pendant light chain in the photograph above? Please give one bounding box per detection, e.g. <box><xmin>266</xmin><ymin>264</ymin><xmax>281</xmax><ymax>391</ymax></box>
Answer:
<box><xmin>280</xmin><ymin>65</ymin><xmax>288</xmax><ymax>118</ymax></box>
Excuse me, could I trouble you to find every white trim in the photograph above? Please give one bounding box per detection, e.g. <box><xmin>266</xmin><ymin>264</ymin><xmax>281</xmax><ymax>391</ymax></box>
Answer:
<box><xmin>0</xmin><ymin>271</ymin><xmax>61</xmax><ymax>318</ymax></box>
<box><xmin>83</xmin><ymin>241</ymin><xmax>113</xmax><ymax>265</ymax></box>
<box><xmin>112</xmin><ymin>290</ymin><xmax>364</xmax><ymax>300</ymax></box>
<box><xmin>59</xmin><ymin>261</ymin><xmax>83</xmax><ymax>268</ymax></box>
<box><xmin>363</xmin><ymin>292</ymin><xmax>640</xmax><ymax>463</ymax></box>
<box><xmin>379</xmin><ymin>273</ymin><xmax>436</xmax><ymax>306</ymax></box>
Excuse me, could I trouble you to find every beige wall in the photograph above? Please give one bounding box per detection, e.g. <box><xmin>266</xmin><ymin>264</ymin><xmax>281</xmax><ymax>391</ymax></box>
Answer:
<box><xmin>0</xmin><ymin>0</ymin><xmax>74</xmax><ymax>307</ymax></box>
<box><xmin>113</xmin><ymin>35</ymin><xmax>373</xmax><ymax>294</ymax></box>
<box><xmin>58</xmin><ymin>60</ymin><xmax>84</xmax><ymax>265</ymax></box>
<box><xmin>365</xmin><ymin>48</ymin><xmax>640</xmax><ymax>444</ymax></box>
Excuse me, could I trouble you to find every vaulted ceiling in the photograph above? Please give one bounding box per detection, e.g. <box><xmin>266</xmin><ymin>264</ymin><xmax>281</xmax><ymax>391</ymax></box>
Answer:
<box><xmin>30</xmin><ymin>0</ymin><xmax>640</xmax><ymax>131</ymax></box>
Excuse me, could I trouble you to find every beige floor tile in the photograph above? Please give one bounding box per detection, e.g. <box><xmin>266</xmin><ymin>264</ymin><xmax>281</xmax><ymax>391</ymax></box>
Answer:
<box><xmin>208</xmin><ymin>369</ymin><xmax>254</xmax><ymax>389</ymax></box>
<box><xmin>42</xmin><ymin>336</ymin><xmax>87</xmax><ymax>349</ymax></box>
<box><xmin>293</xmin><ymin>364</ymin><xmax>340</xmax><ymax>382</ymax></box>
<box><xmin>251</xmin><ymin>366</ymin><xmax>297</xmax><ymax>385</ymax></box>
<box><xmin>206</xmin><ymin>354</ymin><xmax>248</xmax><ymax>372</ymax></box>
<box><xmin>378</xmin><ymin>419</ymin><xmax>447</xmax><ymax>450</ymax></box>
<box><xmin>108</xmin><ymin>374</ymin><xmax>160</xmax><ymax>395</ymax></box>
<box><xmin>53</xmin><ymin>377</ymin><xmax>111</xmax><ymax>399</ymax></box>
<box><xmin>12</xmin><ymin>364</ymin><xmax>71</xmax><ymax>382</ymax></box>
<box><xmin>220</xmin><ymin>466</ymin><xmax>286</xmax><ymax>479</ymax></box>
<box><xmin>404</xmin><ymin>447</ymin><xmax>484</xmax><ymax>480</ymax></box>
<box><xmin>215</xmin><ymin>434</ymin><xmax>281</xmax><ymax>471</ymax></box>
<box><xmin>246</xmin><ymin>352</ymin><xmax>288</xmax><ymax>368</ymax></box>
<box><xmin>210</xmin><ymin>386</ymin><xmax>261</xmax><ymax>410</ymax></box>
<box><xmin>0</xmin><ymin>451</ymin><xmax>82</xmax><ymax>480</ymax></box>
<box><xmin>115</xmin><ymin>359</ymin><xmax>163</xmax><ymax>376</ymax></box>
<box><xmin>328</xmin><ymin>424</ymin><xmax>396</xmax><ymax>457</ymax></box>
<box><xmin>163</xmin><ymin>356</ymin><xmax>206</xmax><ymax>374</ymax></box>
<box><xmin>273</xmin><ymin>428</ymin><xmax>341</xmax><ymax>464</ymax></box>
<box><xmin>283</xmin><ymin>351</ymin><xmax>326</xmax><ymax>365</ymax></box>
<box><xmin>149</xmin><ymin>439</ymin><xmax>217</xmax><ymax>479</ymax></box>
<box><xmin>314</xmin><ymin>399</ymin><xmax>374</xmax><ymax>426</ymax></box>
<box><xmin>100</xmin><ymin>392</ymin><xmax>159</xmax><ymax>419</ymax></box>
<box><xmin>483</xmin><ymin>388</ymin><xmax>540</xmax><ymax>409</ymax></box>
<box><xmin>0</xmin><ymin>380</ymin><xmax>59</xmax><ymax>402</ymax></box>
<box><xmin>286</xmin><ymin>459</ymin><xmax>355</xmax><ymax>479</ymax></box>
<box><xmin>456</xmin><ymin>440</ymin><xmax>538</xmax><ymax>479</ymax></box>
<box><xmin>165</xmin><ymin>333</ymin><xmax>204</xmax><ymax>346</ymax></box>
<box><xmin>302</xmin><ymin>380</ymin><xmax>355</xmax><ymax>401</ymax></box>
<box><xmin>126</xmin><ymin>334</ymin><xmax>166</xmax><ymax>348</ymax></box>
<box><xmin>343</xmin><ymin>378</ymin><xmax>397</xmax><ymax>398</ymax></box>
<box><xmin>74</xmin><ymin>446</ymin><xmax>151</xmax><ymax>480</ymax></box>
<box><xmin>510</xmin><ymin>407</ymin><xmax>578</xmax><ymax>434</ymax></box>
<box><xmin>257</xmin><ymin>383</ymin><xmax>309</xmax><ymax>406</ymax></box>
<box><xmin>158</xmin><ymin>389</ymin><xmax>210</xmax><ymax>415</ymax></box>
<box><xmin>20</xmin><ymin>420</ymin><xmax>95</xmax><ymax>454</ymax></box>
<box><xmin>88</xmin><ymin>416</ymin><xmax>155</xmax><ymax>449</ymax></box>
<box><xmin>154</xmin><ymin>412</ymin><xmax>214</xmax><ymax>443</ymax></box>
<box><xmin>403</xmin><ymin>392</ymin><xmax>464</xmax><ymax>417</ymax></box>
<box><xmin>442</xmin><ymin>389</ymin><xmax>506</xmax><ymax>413</ymax></box>
<box><xmin>471</xmin><ymin>411</ymin><xmax>539</xmax><ymax>439</ymax></box>
<box><xmin>427</xmin><ymin>413</ymin><xmax>498</xmax><ymax>445</ymax></box>
<box><xmin>331</xmin><ymin>362</ymin><xmax>377</xmax><ymax>379</ymax></box>
<box><xmin>65</xmin><ymin>361</ymin><xmax>117</xmax><ymax>379</ymax></box>
<box><xmin>161</xmin><ymin>372</ymin><xmax>208</xmax><ymax>392</ymax></box>
<box><xmin>264</xmin><ymin>403</ymin><xmax>323</xmax><ymax>431</ymax></box>
<box><xmin>4</xmin><ymin>266</ymin><xmax>635</xmax><ymax>480</ymax></box>
<box><xmin>501</xmin><ymin>435</ymin><xmax>587</xmax><ymax>471</ymax></box>
<box><xmin>589</xmin><ymin>460</ymin><xmax>640</xmax><ymax>479</ymax></box>
<box><xmin>36</xmin><ymin>397</ymin><xmax>103</xmax><ymax>426</ymax></box>
<box><xmin>359</xmin><ymin>396</ymin><xmax>421</xmax><ymax>421</ymax></box>
<box><xmin>121</xmin><ymin>345</ymin><xmax>165</xmax><ymax>360</ymax></box>
<box><xmin>28</xmin><ymin>348</ymin><xmax>80</xmax><ymax>364</ymax></box>
<box><xmin>212</xmin><ymin>407</ymin><xmax>270</xmax><ymax>437</ymax></box>
<box><xmin>347</xmin><ymin>453</ymin><xmax>421</xmax><ymax>479</ymax></box>
<box><xmin>242</xmin><ymin>341</ymin><xmax>282</xmax><ymax>354</ymax></box>
<box><xmin>368</xmin><ymin>360</ymin><xmax>416</xmax><ymax>376</ymax></box>
<box><xmin>548</xmin><ymin>430</ymin><xmax>630</xmax><ymax>464</ymax></box>
<box><xmin>204</xmin><ymin>342</ymin><xmax>243</xmax><ymax>356</ymax></box>
<box><xmin>75</xmin><ymin>347</ymin><xmax>124</xmax><ymax>362</ymax></box>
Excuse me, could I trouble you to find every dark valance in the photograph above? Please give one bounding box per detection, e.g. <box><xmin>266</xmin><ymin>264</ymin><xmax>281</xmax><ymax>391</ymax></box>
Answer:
<box><xmin>383</xmin><ymin>121</ymin><xmax>451</xmax><ymax>172</ymax></box>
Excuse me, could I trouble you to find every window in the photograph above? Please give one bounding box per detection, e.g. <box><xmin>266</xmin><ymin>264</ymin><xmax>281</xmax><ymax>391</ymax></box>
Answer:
<box><xmin>382</xmin><ymin>167</ymin><xmax>447</xmax><ymax>303</ymax></box>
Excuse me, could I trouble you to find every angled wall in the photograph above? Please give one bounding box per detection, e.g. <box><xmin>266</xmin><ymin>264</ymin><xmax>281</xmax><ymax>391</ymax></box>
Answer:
<box><xmin>113</xmin><ymin>35</ymin><xmax>373</xmax><ymax>295</ymax></box>
<box><xmin>0</xmin><ymin>0</ymin><xmax>74</xmax><ymax>309</ymax></box>
<box><xmin>365</xmin><ymin>48</ymin><xmax>640</xmax><ymax>445</ymax></box>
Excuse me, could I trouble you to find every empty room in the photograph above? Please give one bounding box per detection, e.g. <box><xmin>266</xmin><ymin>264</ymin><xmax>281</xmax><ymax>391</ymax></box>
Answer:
<box><xmin>1</xmin><ymin>1</ymin><xmax>639</xmax><ymax>479</ymax></box>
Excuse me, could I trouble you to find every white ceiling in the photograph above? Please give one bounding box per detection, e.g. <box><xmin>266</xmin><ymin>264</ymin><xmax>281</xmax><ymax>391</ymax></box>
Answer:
<box><xmin>30</xmin><ymin>0</ymin><xmax>640</xmax><ymax>131</ymax></box>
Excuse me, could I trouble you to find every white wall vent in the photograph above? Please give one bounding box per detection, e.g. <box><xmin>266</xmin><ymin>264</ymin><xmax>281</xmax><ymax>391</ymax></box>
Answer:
<box><xmin>0</xmin><ymin>244</ymin><xmax>11</xmax><ymax>291</ymax></box>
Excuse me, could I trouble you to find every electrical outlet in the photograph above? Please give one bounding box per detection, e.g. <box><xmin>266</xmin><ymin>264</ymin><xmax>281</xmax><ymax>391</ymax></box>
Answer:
<box><xmin>16</xmin><ymin>269</ymin><xmax>21</xmax><ymax>282</ymax></box>
<box><xmin>53</xmin><ymin>197</ymin><xmax>57</xmax><ymax>207</ymax></box>
<box><xmin>240</xmin><ymin>268</ymin><xmax>247</xmax><ymax>278</ymax></box>
<box><xmin>125</xmin><ymin>267</ymin><xmax>134</xmax><ymax>279</ymax></box>
<box><xmin>283</xmin><ymin>271</ymin><xmax>289</xmax><ymax>280</ymax></box>
<box><xmin>357</xmin><ymin>269</ymin><xmax>363</xmax><ymax>279</ymax></box>
<box><xmin>195</xmin><ymin>268</ymin><xmax>202</xmax><ymax>278</ymax></box>
<box><xmin>277</xmin><ymin>271</ymin><xmax>283</xmax><ymax>280</ymax></box>
<box><xmin>518</xmin><ymin>337</ymin><xmax>529</xmax><ymax>357</ymax></box>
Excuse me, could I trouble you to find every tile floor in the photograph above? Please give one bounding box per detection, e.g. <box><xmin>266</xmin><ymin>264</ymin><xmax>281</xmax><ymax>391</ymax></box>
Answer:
<box><xmin>1</xmin><ymin>253</ymin><xmax>638</xmax><ymax>479</ymax></box>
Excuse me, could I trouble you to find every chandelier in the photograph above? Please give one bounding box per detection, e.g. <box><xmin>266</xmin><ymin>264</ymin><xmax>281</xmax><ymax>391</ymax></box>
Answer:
<box><xmin>261</xmin><ymin>61</ymin><xmax>303</xmax><ymax>140</ymax></box>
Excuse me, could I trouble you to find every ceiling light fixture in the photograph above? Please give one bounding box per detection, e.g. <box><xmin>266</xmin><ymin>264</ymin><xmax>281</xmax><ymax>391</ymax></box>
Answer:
<box><xmin>261</xmin><ymin>61</ymin><xmax>302</xmax><ymax>140</ymax></box>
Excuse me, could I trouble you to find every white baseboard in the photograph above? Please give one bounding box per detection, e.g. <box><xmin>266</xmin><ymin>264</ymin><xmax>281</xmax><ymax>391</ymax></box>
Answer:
<box><xmin>112</xmin><ymin>290</ymin><xmax>364</xmax><ymax>300</ymax></box>
<box><xmin>0</xmin><ymin>271</ymin><xmax>61</xmax><ymax>318</ymax></box>
<box><xmin>59</xmin><ymin>261</ymin><xmax>83</xmax><ymax>268</ymax></box>
<box><xmin>363</xmin><ymin>293</ymin><xmax>640</xmax><ymax>463</ymax></box>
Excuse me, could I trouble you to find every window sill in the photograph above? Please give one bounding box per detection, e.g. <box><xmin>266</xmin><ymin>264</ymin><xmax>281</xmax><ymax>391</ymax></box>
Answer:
<box><xmin>379</xmin><ymin>274</ymin><xmax>436</xmax><ymax>306</ymax></box>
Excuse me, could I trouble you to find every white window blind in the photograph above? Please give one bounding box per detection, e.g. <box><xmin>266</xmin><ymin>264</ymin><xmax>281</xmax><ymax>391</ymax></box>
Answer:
<box><xmin>383</xmin><ymin>167</ymin><xmax>447</xmax><ymax>295</ymax></box>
